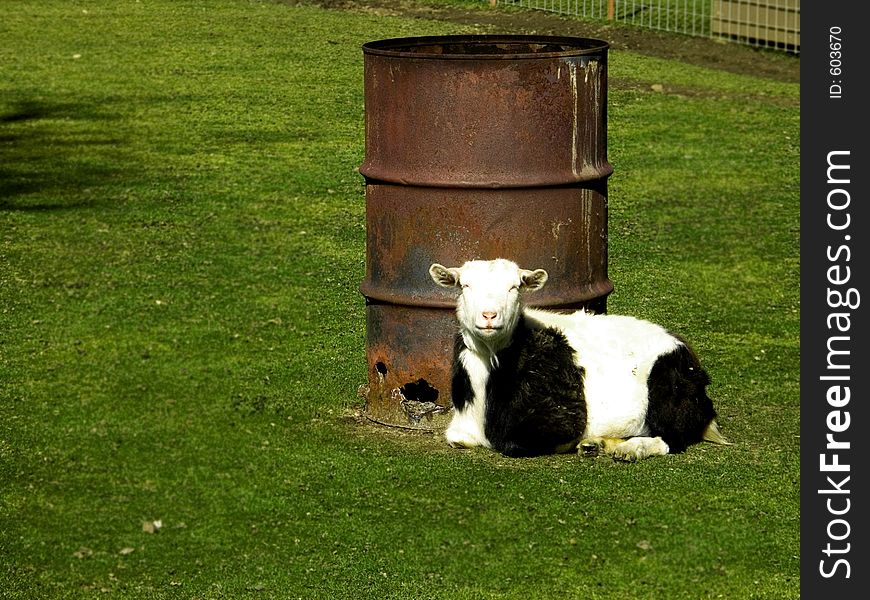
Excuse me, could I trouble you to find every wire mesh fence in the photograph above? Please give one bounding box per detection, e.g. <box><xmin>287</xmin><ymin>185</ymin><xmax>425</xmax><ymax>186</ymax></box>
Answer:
<box><xmin>491</xmin><ymin>0</ymin><xmax>800</xmax><ymax>53</ymax></box>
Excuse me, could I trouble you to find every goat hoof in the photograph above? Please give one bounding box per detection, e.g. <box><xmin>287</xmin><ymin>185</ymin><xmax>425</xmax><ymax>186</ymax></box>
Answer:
<box><xmin>612</xmin><ymin>452</ymin><xmax>639</xmax><ymax>463</ymax></box>
<box><xmin>579</xmin><ymin>439</ymin><xmax>603</xmax><ymax>458</ymax></box>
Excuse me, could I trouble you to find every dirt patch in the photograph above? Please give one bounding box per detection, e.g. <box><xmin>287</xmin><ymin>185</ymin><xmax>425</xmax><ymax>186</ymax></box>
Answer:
<box><xmin>302</xmin><ymin>0</ymin><xmax>799</xmax><ymax>84</ymax></box>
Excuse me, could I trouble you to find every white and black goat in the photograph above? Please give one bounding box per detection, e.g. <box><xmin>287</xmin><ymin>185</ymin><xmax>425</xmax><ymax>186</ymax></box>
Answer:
<box><xmin>429</xmin><ymin>259</ymin><xmax>728</xmax><ymax>461</ymax></box>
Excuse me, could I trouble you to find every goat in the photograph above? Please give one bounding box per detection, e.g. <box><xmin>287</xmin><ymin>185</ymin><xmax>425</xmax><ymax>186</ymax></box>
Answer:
<box><xmin>429</xmin><ymin>258</ymin><xmax>728</xmax><ymax>460</ymax></box>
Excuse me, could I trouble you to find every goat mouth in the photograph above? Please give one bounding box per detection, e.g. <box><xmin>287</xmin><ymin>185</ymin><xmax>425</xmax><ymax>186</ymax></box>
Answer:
<box><xmin>476</xmin><ymin>325</ymin><xmax>502</xmax><ymax>333</ymax></box>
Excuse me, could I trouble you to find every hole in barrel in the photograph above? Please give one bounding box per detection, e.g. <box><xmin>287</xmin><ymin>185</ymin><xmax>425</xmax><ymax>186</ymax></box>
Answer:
<box><xmin>399</xmin><ymin>379</ymin><xmax>439</xmax><ymax>404</ymax></box>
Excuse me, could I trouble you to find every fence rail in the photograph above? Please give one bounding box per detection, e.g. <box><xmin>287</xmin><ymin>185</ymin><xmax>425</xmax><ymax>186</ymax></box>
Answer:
<box><xmin>490</xmin><ymin>0</ymin><xmax>800</xmax><ymax>53</ymax></box>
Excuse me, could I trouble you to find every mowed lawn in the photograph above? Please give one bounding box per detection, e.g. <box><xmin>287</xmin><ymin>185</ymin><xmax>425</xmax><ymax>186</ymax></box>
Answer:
<box><xmin>1</xmin><ymin>1</ymin><xmax>799</xmax><ymax>598</ymax></box>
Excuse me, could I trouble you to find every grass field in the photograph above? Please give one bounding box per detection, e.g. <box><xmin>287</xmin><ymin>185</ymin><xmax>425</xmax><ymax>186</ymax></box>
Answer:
<box><xmin>1</xmin><ymin>1</ymin><xmax>799</xmax><ymax>598</ymax></box>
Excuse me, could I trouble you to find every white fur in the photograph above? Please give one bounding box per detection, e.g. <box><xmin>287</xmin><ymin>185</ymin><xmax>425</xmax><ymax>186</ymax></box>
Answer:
<box><xmin>433</xmin><ymin>259</ymin><xmax>540</xmax><ymax>449</ymax></box>
<box><xmin>525</xmin><ymin>308</ymin><xmax>681</xmax><ymax>442</ymax></box>
<box><xmin>431</xmin><ymin>259</ymin><xmax>546</xmax><ymax>360</ymax></box>
<box><xmin>609</xmin><ymin>436</ymin><xmax>670</xmax><ymax>461</ymax></box>
<box><xmin>430</xmin><ymin>259</ymin><xmax>684</xmax><ymax>461</ymax></box>
<box><xmin>443</xmin><ymin>348</ymin><xmax>492</xmax><ymax>449</ymax></box>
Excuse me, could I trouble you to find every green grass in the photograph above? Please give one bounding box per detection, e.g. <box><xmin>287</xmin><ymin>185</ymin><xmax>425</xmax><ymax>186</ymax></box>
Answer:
<box><xmin>1</xmin><ymin>1</ymin><xmax>798</xmax><ymax>598</ymax></box>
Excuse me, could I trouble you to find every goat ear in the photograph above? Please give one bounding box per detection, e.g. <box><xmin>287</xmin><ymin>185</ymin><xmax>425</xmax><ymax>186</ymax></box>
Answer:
<box><xmin>430</xmin><ymin>263</ymin><xmax>461</xmax><ymax>288</ymax></box>
<box><xmin>520</xmin><ymin>269</ymin><xmax>548</xmax><ymax>291</ymax></box>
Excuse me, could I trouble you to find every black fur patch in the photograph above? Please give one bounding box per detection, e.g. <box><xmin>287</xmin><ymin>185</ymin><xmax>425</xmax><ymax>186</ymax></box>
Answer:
<box><xmin>450</xmin><ymin>333</ymin><xmax>473</xmax><ymax>413</ymax></box>
<box><xmin>482</xmin><ymin>318</ymin><xmax>587</xmax><ymax>457</ymax></box>
<box><xmin>644</xmin><ymin>343</ymin><xmax>717</xmax><ymax>453</ymax></box>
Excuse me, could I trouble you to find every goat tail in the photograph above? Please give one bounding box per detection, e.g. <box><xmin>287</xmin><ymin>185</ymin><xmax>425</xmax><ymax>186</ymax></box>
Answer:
<box><xmin>702</xmin><ymin>420</ymin><xmax>732</xmax><ymax>445</ymax></box>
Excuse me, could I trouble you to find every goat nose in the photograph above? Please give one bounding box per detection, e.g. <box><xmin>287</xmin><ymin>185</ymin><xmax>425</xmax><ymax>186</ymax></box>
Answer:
<box><xmin>482</xmin><ymin>311</ymin><xmax>497</xmax><ymax>322</ymax></box>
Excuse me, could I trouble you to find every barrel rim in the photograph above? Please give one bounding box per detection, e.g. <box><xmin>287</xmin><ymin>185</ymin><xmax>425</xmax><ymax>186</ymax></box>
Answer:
<box><xmin>362</xmin><ymin>34</ymin><xmax>610</xmax><ymax>60</ymax></box>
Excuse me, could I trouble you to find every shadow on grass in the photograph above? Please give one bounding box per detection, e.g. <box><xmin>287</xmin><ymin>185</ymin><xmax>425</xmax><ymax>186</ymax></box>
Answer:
<box><xmin>0</xmin><ymin>99</ymin><xmax>127</xmax><ymax>211</ymax></box>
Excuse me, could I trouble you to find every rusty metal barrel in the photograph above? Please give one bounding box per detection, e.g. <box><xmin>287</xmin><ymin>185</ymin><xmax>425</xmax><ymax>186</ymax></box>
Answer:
<box><xmin>359</xmin><ymin>35</ymin><xmax>613</xmax><ymax>430</ymax></box>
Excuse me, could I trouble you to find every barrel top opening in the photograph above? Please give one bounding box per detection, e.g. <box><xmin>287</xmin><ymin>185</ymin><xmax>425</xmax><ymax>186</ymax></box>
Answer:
<box><xmin>362</xmin><ymin>35</ymin><xmax>609</xmax><ymax>60</ymax></box>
